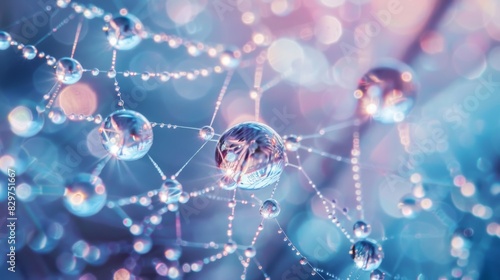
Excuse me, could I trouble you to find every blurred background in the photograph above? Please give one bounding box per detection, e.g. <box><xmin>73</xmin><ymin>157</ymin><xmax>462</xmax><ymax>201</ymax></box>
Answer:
<box><xmin>1</xmin><ymin>0</ymin><xmax>500</xmax><ymax>279</ymax></box>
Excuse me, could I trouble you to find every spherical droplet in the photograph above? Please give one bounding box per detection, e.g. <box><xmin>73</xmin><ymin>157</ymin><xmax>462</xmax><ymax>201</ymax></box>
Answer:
<box><xmin>165</xmin><ymin>246</ymin><xmax>182</xmax><ymax>261</ymax></box>
<box><xmin>91</xmin><ymin>68</ymin><xmax>99</xmax><ymax>76</ymax></box>
<box><xmin>99</xmin><ymin>110</ymin><xmax>153</xmax><ymax>160</ymax></box>
<box><xmin>94</xmin><ymin>114</ymin><xmax>103</xmax><ymax>124</ymax></box>
<box><xmin>22</xmin><ymin>45</ymin><xmax>37</xmax><ymax>60</ymax></box>
<box><xmin>284</xmin><ymin>135</ymin><xmax>301</xmax><ymax>152</ymax></box>
<box><xmin>133</xmin><ymin>236</ymin><xmax>152</xmax><ymax>254</ymax></box>
<box><xmin>349</xmin><ymin>239</ymin><xmax>384</xmax><ymax>271</ymax></box>
<box><xmin>356</xmin><ymin>63</ymin><xmax>417</xmax><ymax>123</ymax></box>
<box><xmin>107</xmin><ymin>69</ymin><xmax>116</xmax><ymax>78</ymax></box>
<box><xmin>249</xmin><ymin>88</ymin><xmax>260</xmax><ymax>100</ymax></box>
<box><xmin>105</xmin><ymin>14</ymin><xmax>143</xmax><ymax>50</ymax></box>
<box><xmin>219</xmin><ymin>48</ymin><xmax>242</xmax><ymax>69</ymax></box>
<box><xmin>178</xmin><ymin>192</ymin><xmax>190</xmax><ymax>204</ymax></box>
<box><xmin>56</xmin><ymin>57</ymin><xmax>83</xmax><ymax>85</ymax></box>
<box><xmin>215</xmin><ymin>122</ymin><xmax>287</xmax><ymax>190</ymax></box>
<box><xmin>63</xmin><ymin>173</ymin><xmax>107</xmax><ymax>217</ymax></box>
<box><xmin>48</xmin><ymin>108</ymin><xmax>67</xmax><ymax>125</ymax></box>
<box><xmin>159</xmin><ymin>179</ymin><xmax>183</xmax><ymax>204</ymax></box>
<box><xmin>260</xmin><ymin>199</ymin><xmax>281</xmax><ymax>219</ymax></box>
<box><xmin>224</xmin><ymin>241</ymin><xmax>237</xmax><ymax>254</ymax></box>
<box><xmin>398</xmin><ymin>195</ymin><xmax>421</xmax><ymax>218</ymax></box>
<box><xmin>299</xmin><ymin>257</ymin><xmax>307</xmax><ymax>265</ymax></box>
<box><xmin>353</xmin><ymin>220</ymin><xmax>372</xmax><ymax>239</ymax></box>
<box><xmin>244</xmin><ymin>246</ymin><xmax>256</xmax><ymax>258</ymax></box>
<box><xmin>160</xmin><ymin>72</ymin><xmax>170</xmax><ymax>82</ymax></box>
<box><xmin>0</xmin><ymin>31</ymin><xmax>12</xmax><ymax>50</ymax></box>
<box><xmin>141</xmin><ymin>72</ymin><xmax>150</xmax><ymax>81</ymax></box>
<box><xmin>199</xmin><ymin>126</ymin><xmax>215</xmax><ymax>141</ymax></box>
<box><xmin>46</xmin><ymin>56</ymin><xmax>57</xmax><ymax>66</ymax></box>
<box><xmin>370</xmin><ymin>269</ymin><xmax>385</xmax><ymax>280</ymax></box>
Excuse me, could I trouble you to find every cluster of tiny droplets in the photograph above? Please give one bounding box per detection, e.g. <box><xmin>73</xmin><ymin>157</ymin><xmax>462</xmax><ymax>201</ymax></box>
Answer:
<box><xmin>3</xmin><ymin>0</ymin><xmax>497</xmax><ymax>279</ymax></box>
<box><xmin>351</xmin><ymin>129</ymin><xmax>364</xmax><ymax>219</ymax></box>
<box><xmin>291</xmin><ymin>150</ymin><xmax>355</xmax><ymax>245</ymax></box>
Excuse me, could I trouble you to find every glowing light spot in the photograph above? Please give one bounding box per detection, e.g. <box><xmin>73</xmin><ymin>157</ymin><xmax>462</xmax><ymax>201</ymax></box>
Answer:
<box><xmin>472</xmin><ymin>204</ymin><xmax>492</xmax><ymax>219</ymax></box>
<box><xmin>315</xmin><ymin>15</ymin><xmax>342</xmax><ymax>45</ymax></box>
<box><xmin>451</xmin><ymin>236</ymin><xmax>464</xmax><ymax>249</ymax></box>
<box><xmin>453</xmin><ymin>175</ymin><xmax>466</xmax><ymax>187</ymax></box>
<box><xmin>155</xmin><ymin>263</ymin><xmax>169</xmax><ymax>276</ymax></box>
<box><xmin>8</xmin><ymin>105</ymin><xmax>44</xmax><ymax>137</ymax></box>
<box><xmin>420</xmin><ymin>198</ymin><xmax>433</xmax><ymax>210</ymax></box>
<box><xmin>59</xmin><ymin>84</ymin><xmax>98</xmax><ymax>118</ymax></box>
<box><xmin>413</xmin><ymin>184</ymin><xmax>425</xmax><ymax>198</ymax></box>
<box><xmin>461</xmin><ymin>182</ymin><xmax>475</xmax><ymax>197</ymax></box>
<box><xmin>410</xmin><ymin>173</ymin><xmax>422</xmax><ymax>183</ymax></box>
<box><xmin>168</xmin><ymin>267</ymin><xmax>179</xmax><ymax>278</ymax></box>
<box><xmin>271</xmin><ymin>0</ymin><xmax>292</xmax><ymax>16</ymax></box>
<box><xmin>0</xmin><ymin>155</ymin><xmax>15</xmax><ymax>173</ymax></box>
<box><xmin>366</xmin><ymin>103</ymin><xmax>378</xmax><ymax>115</ymax></box>
<box><xmin>401</xmin><ymin>72</ymin><xmax>413</xmax><ymax>82</ymax></box>
<box><xmin>420</xmin><ymin>31</ymin><xmax>444</xmax><ymax>54</ymax></box>
<box><xmin>253</xmin><ymin>33</ymin><xmax>266</xmax><ymax>45</ymax></box>
<box><xmin>241</xmin><ymin>12</ymin><xmax>255</xmax><ymax>25</ymax></box>
<box><xmin>113</xmin><ymin>268</ymin><xmax>130</xmax><ymax>280</ymax></box>
<box><xmin>353</xmin><ymin>90</ymin><xmax>363</xmax><ymax>99</ymax></box>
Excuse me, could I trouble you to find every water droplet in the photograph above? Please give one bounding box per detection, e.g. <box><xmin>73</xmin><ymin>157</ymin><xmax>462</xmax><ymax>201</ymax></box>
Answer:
<box><xmin>398</xmin><ymin>195</ymin><xmax>421</xmax><ymax>218</ymax></box>
<box><xmin>46</xmin><ymin>55</ymin><xmax>56</xmax><ymax>66</ymax></box>
<box><xmin>48</xmin><ymin>108</ymin><xmax>67</xmax><ymax>124</ymax></box>
<box><xmin>94</xmin><ymin>114</ymin><xmax>103</xmax><ymax>124</ymax></box>
<box><xmin>244</xmin><ymin>246</ymin><xmax>256</xmax><ymax>258</ymax></box>
<box><xmin>0</xmin><ymin>31</ymin><xmax>12</xmax><ymax>50</ymax></box>
<box><xmin>353</xmin><ymin>220</ymin><xmax>372</xmax><ymax>239</ymax></box>
<box><xmin>219</xmin><ymin>47</ymin><xmax>242</xmax><ymax>69</ymax></box>
<box><xmin>349</xmin><ymin>239</ymin><xmax>384</xmax><ymax>271</ymax></box>
<box><xmin>164</xmin><ymin>246</ymin><xmax>182</xmax><ymax>261</ymax></box>
<box><xmin>178</xmin><ymin>192</ymin><xmax>190</xmax><ymax>204</ymax></box>
<box><xmin>158</xmin><ymin>179</ymin><xmax>183</xmax><ymax>204</ymax></box>
<box><xmin>63</xmin><ymin>173</ymin><xmax>107</xmax><ymax>217</ymax></box>
<box><xmin>451</xmin><ymin>228</ymin><xmax>473</xmax><ymax>250</ymax></box>
<box><xmin>216</xmin><ymin>122</ymin><xmax>287</xmax><ymax>190</ymax></box>
<box><xmin>284</xmin><ymin>135</ymin><xmax>301</xmax><ymax>151</ymax></box>
<box><xmin>105</xmin><ymin>14</ymin><xmax>143</xmax><ymax>50</ymax></box>
<box><xmin>56</xmin><ymin>57</ymin><xmax>83</xmax><ymax>84</ymax></box>
<box><xmin>22</xmin><ymin>45</ymin><xmax>37</xmax><ymax>60</ymax></box>
<box><xmin>224</xmin><ymin>241</ymin><xmax>237</xmax><ymax>254</ymax></box>
<box><xmin>260</xmin><ymin>198</ymin><xmax>281</xmax><ymax>219</ymax></box>
<box><xmin>133</xmin><ymin>236</ymin><xmax>152</xmax><ymax>254</ymax></box>
<box><xmin>141</xmin><ymin>72</ymin><xmax>150</xmax><ymax>81</ymax></box>
<box><xmin>199</xmin><ymin>126</ymin><xmax>215</xmax><ymax>141</ymax></box>
<box><xmin>107</xmin><ymin>69</ymin><xmax>116</xmax><ymax>78</ymax></box>
<box><xmin>56</xmin><ymin>0</ymin><xmax>71</xmax><ymax>8</ymax></box>
<box><xmin>370</xmin><ymin>269</ymin><xmax>385</xmax><ymax>280</ymax></box>
<box><xmin>357</xmin><ymin>62</ymin><xmax>418</xmax><ymax>123</ymax></box>
<box><xmin>99</xmin><ymin>110</ymin><xmax>153</xmax><ymax>160</ymax></box>
<box><xmin>160</xmin><ymin>72</ymin><xmax>170</xmax><ymax>82</ymax></box>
